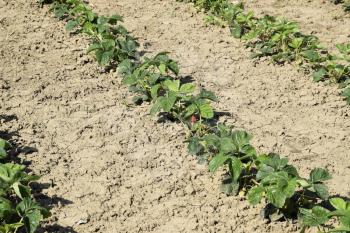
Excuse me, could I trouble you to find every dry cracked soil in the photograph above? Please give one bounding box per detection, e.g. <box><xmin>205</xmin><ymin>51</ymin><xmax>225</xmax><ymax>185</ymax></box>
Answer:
<box><xmin>0</xmin><ymin>0</ymin><xmax>349</xmax><ymax>232</ymax></box>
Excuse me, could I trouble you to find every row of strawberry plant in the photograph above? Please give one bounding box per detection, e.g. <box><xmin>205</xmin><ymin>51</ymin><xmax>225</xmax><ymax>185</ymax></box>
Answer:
<box><xmin>177</xmin><ymin>0</ymin><xmax>350</xmax><ymax>104</ymax></box>
<box><xmin>0</xmin><ymin>138</ymin><xmax>50</xmax><ymax>233</ymax></box>
<box><xmin>39</xmin><ymin>0</ymin><xmax>350</xmax><ymax>232</ymax></box>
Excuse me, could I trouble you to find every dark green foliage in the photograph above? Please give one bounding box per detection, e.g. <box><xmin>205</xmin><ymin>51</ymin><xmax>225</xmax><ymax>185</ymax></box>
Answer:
<box><xmin>0</xmin><ymin>139</ymin><xmax>50</xmax><ymax>233</ymax></box>
<box><xmin>40</xmin><ymin>0</ymin><xmax>350</xmax><ymax>232</ymax></box>
<box><xmin>177</xmin><ymin>0</ymin><xmax>350</xmax><ymax>103</ymax></box>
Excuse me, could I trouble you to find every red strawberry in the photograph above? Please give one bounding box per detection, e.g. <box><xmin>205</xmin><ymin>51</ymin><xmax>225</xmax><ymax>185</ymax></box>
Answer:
<box><xmin>191</xmin><ymin>115</ymin><xmax>197</xmax><ymax>123</ymax></box>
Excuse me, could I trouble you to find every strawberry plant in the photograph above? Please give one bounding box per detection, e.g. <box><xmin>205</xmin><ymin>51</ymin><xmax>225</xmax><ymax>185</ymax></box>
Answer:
<box><xmin>0</xmin><ymin>138</ymin><xmax>50</xmax><ymax>233</ymax></box>
<box><xmin>300</xmin><ymin>197</ymin><xmax>350</xmax><ymax>232</ymax></box>
<box><xmin>150</xmin><ymin>80</ymin><xmax>217</xmax><ymax>127</ymax></box>
<box><xmin>177</xmin><ymin>0</ymin><xmax>350</xmax><ymax>104</ymax></box>
<box><xmin>118</xmin><ymin>52</ymin><xmax>179</xmax><ymax>103</ymax></box>
<box><xmin>41</xmin><ymin>0</ymin><xmax>350</xmax><ymax>232</ymax></box>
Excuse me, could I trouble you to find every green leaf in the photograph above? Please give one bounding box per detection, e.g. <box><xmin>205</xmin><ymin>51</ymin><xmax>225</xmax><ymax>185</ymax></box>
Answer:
<box><xmin>330</xmin><ymin>198</ymin><xmax>347</xmax><ymax>210</ymax></box>
<box><xmin>187</xmin><ymin>137</ymin><xmax>202</xmax><ymax>155</ymax></box>
<box><xmin>230</xmin><ymin>25</ymin><xmax>242</xmax><ymax>38</ymax></box>
<box><xmin>230</xmin><ymin>157</ymin><xmax>243</xmax><ymax>182</ymax></box>
<box><xmin>220</xmin><ymin>180</ymin><xmax>240</xmax><ymax>195</ymax></box>
<box><xmin>100</xmin><ymin>50</ymin><xmax>114</xmax><ymax>65</ymax></box>
<box><xmin>313</xmin><ymin>183</ymin><xmax>329</xmax><ymax>200</ymax></box>
<box><xmin>0</xmin><ymin>197</ymin><xmax>15</xmax><ymax>220</ymax></box>
<box><xmin>0</xmin><ymin>163</ymin><xmax>25</xmax><ymax>184</ymax></box>
<box><xmin>184</xmin><ymin>104</ymin><xmax>197</xmax><ymax>119</ymax></box>
<box><xmin>329</xmin><ymin>226</ymin><xmax>350</xmax><ymax>232</ymax></box>
<box><xmin>87</xmin><ymin>43</ymin><xmax>101</xmax><ymax>53</ymax></box>
<box><xmin>163</xmin><ymin>80</ymin><xmax>180</xmax><ymax>92</ymax></box>
<box><xmin>159</xmin><ymin>92</ymin><xmax>177</xmax><ymax>112</ymax></box>
<box><xmin>65</xmin><ymin>20</ymin><xmax>79</xmax><ymax>31</ymax></box>
<box><xmin>168</xmin><ymin>61</ymin><xmax>179</xmax><ymax>75</ymax></box>
<box><xmin>309</xmin><ymin>168</ymin><xmax>331</xmax><ymax>183</ymax></box>
<box><xmin>313</xmin><ymin>68</ymin><xmax>327</xmax><ymax>82</ymax></box>
<box><xmin>17</xmin><ymin>197</ymin><xmax>50</xmax><ymax>218</ymax></box>
<box><xmin>150</xmin><ymin>100</ymin><xmax>162</xmax><ymax>116</ymax></box>
<box><xmin>122</xmin><ymin>74</ymin><xmax>137</xmax><ymax>86</ymax></box>
<box><xmin>303</xmin><ymin>50</ymin><xmax>320</xmax><ymax>62</ymax></box>
<box><xmin>266</xmin><ymin>188</ymin><xmax>286</xmax><ymax>208</ymax></box>
<box><xmin>0</xmin><ymin>139</ymin><xmax>7</xmax><ymax>149</ymax></box>
<box><xmin>248</xmin><ymin>186</ymin><xmax>265</xmax><ymax>205</ymax></box>
<box><xmin>0</xmin><ymin>148</ymin><xmax>6</xmax><ymax>159</ymax></box>
<box><xmin>208</xmin><ymin>153</ymin><xmax>229</xmax><ymax>173</ymax></box>
<box><xmin>179</xmin><ymin>83</ymin><xmax>195</xmax><ymax>94</ymax></box>
<box><xmin>150</xmin><ymin>84</ymin><xmax>160</xmax><ymax>100</ymax></box>
<box><xmin>24</xmin><ymin>210</ymin><xmax>42</xmax><ymax>233</ymax></box>
<box><xmin>289</xmin><ymin>38</ymin><xmax>303</xmax><ymax>49</ymax></box>
<box><xmin>118</xmin><ymin>59</ymin><xmax>134</xmax><ymax>75</ymax></box>
<box><xmin>199</xmin><ymin>90</ymin><xmax>217</xmax><ymax>101</ymax></box>
<box><xmin>0</xmin><ymin>222</ymin><xmax>24</xmax><ymax>232</ymax></box>
<box><xmin>342</xmin><ymin>87</ymin><xmax>350</xmax><ymax>104</ymax></box>
<box><xmin>264</xmin><ymin>154</ymin><xmax>288</xmax><ymax>171</ymax></box>
<box><xmin>12</xmin><ymin>182</ymin><xmax>31</xmax><ymax>199</ymax></box>
<box><xmin>199</xmin><ymin>102</ymin><xmax>214</xmax><ymax>119</ymax></box>
<box><xmin>159</xmin><ymin>63</ymin><xmax>166</xmax><ymax>74</ymax></box>
<box><xmin>231</xmin><ymin>130</ymin><xmax>251</xmax><ymax>150</ymax></box>
<box><xmin>299</xmin><ymin>206</ymin><xmax>329</xmax><ymax>227</ymax></box>
<box><xmin>219</xmin><ymin>137</ymin><xmax>236</xmax><ymax>154</ymax></box>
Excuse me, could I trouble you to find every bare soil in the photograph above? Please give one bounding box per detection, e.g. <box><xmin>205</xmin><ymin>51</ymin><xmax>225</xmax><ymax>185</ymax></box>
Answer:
<box><xmin>0</xmin><ymin>0</ymin><xmax>349</xmax><ymax>232</ymax></box>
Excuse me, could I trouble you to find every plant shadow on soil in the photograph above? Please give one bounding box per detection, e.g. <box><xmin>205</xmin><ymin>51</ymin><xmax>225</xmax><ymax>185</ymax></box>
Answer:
<box><xmin>37</xmin><ymin>225</ymin><xmax>78</xmax><ymax>233</ymax></box>
<box><xmin>0</xmin><ymin>115</ymin><xmax>76</xmax><ymax>233</ymax></box>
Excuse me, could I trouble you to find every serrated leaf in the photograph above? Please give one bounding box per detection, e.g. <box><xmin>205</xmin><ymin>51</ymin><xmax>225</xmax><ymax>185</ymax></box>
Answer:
<box><xmin>150</xmin><ymin>84</ymin><xmax>160</xmax><ymax>100</ymax></box>
<box><xmin>219</xmin><ymin>137</ymin><xmax>236</xmax><ymax>154</ymax></box>
<box><xmin>0</xmin><ymin>197</ymin><xmax>15</xmax><ymax>220</ymax></box>
<box><xmin>24</xmin><ymin>210</ymin><xmax>42</xmax><ymax>233</ymax></box>
<box><xmin>159</xmin><ymin>63</ymin><xmax>166</xmax><ymax>75</ymax></box>
<box><xmin>184</xmin><ymin>104</ymin><xmax>197</xmax><ymax>119</ymax></box>
<box><xmin>159</xmin><ymin>92</ymin><xmax>177</xmax><ymax>112</ymax></box>
<box><xmin>330</xmin><ymin>198</ymin><xmax>347</xmax><ymax>210</ymax></box>
<box><xmin>179</xmin><ymin>83</ymin><xmax>195</xmax><ymax>94</ymax></box>
<box><xmin>122</xmin><ymin>74</ymin><xmax>137</xmax><ymax>86</ymax></box>
<box><xmin>198</xmin><ymin>90</ymin><xmax>217</xmax><ymax>101</ymax></box>
<box><xmin>87</xmin><ymin>43</ymin><xmax>101</xmax><ymax>53</ymax></box>
<box><xmin>168</xmin><ymin>61</ymin><xmax>179</xmax><ymax>75</ymax></box>
<box><xmin>266</xmin><ymin>188</ymin><xmax>286</xmax><ymax>208</ymax></box>
<box><xmin>342</xmin><ymin>87</ymin><xmax>350</xmax><ymax>104</ymax></box>
<box><xmin>248</xmin><ymin>186</ymin><xmax>265</xmax><ymax>205</ymax></box>
<box><xmin>230</xmin><ymin>25</ymin><xmax>242</xmax><ymax>38</ymax></box>
<box><xmin>231</xmin><ymin>130</ymin><xmax>251</xmax><ymax>150</ymax></box>
<box><xmin>313</xmin><ymin>68</ymin><xmax>327</xmax><ymax>82</ymax></box>
<box><xmin>150</xmin><ymin>100</ymin><xmax>162</xmax><ymax>116</ymax></box>
<box><xmin>303</xmin><ymin>50</ymin><xmax>320</xmax><ymax>62</ymax></box>
<box><xmin>313</xmin><ymin>183</ymin><xmax>329</xmax><ymax>200</ymax></box>
<box><xmin>230</xmin><ymin>157</ymin><xmax>242</xmax><ymax>182</ymax></box>
<box><xmin>256</xmin><ymin>164</ymin><xmax>274</xmax><ymax>180</ymax></box>
<box><xmin>163</xmin><ymin>80</ymin><xmax>180</xmax><ymax>92</ymax></box>
<box><xmin>0</xmin><ymin>148</ymin><xmax>6</xmax><ymax>159</ymax></box>
<box><xmin>118</xmin><ymin>59</ymin><xmax>134</xmax><ymax>75</ymax></box>
<box><xmin>199</xmin><ymin>102</ymin><xmax>214</xmax><ymax>119</ymax></box>
<box><xmin>220</xmin><ymin>180</ymin><xmax>239</xmax><ymax>195</ymax></box>
<box><xmin>299</xmin><ymin>206</ymin><xmax>329</xmax><ymax>227</ymax></box>
<box><xmin>12</xmin><ymin>182</ymin><xmax>31</xmax><ymax>199</ymax></box>
<box><xmin>100</xmin><ymin>50</ymin><xmax>114</xmax><ymax>65</ymax></box>
<box><xmin>310</xmin><ymin>168</ymin><xmax>331</xmax><ymax>183</ymax></box>
<box><xmin>65</xmin><ymin>20</ymin><xmax>79</xmax><ymax>31</ymax></box>
<box><xmin>208</xmin><ymin>153</ymin><xmax>229</xmax><ymax>173</ymax></box>
<box><xmin>187</xmin><ymin>137</ymin><xmax>202</xmax><ymax>155</ymax></box>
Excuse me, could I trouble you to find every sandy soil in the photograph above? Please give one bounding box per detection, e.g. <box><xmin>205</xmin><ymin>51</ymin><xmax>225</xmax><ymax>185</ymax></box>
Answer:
<box><xmin>244</xmin><ymin>0</ymin><xmax>350</xmax><ymax>50</ymax></box>
<box><xmin>0</xmin><ymin>0</ymin><xmax>349</xmax><ymax>232</ymax></box>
